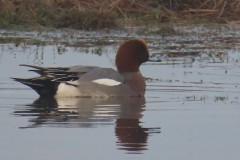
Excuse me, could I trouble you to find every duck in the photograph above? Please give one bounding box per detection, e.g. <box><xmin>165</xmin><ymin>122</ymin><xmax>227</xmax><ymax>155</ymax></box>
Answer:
<box><xmin>12</xmin><ymin>39</ymin><xmax>151</xmax><ymax>98</ymax></box>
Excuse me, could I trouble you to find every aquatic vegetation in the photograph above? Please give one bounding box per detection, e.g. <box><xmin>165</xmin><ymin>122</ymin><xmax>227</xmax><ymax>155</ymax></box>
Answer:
<box><xmin>1</xmin><ymin>0</ymin><xmax>240</xmax><ymax>29</ymax></box>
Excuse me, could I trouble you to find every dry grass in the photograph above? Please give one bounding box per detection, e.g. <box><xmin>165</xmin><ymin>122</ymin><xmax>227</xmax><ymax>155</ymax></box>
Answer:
<box><xmin>166</xmin><ymin>0</ymin><xmax>240</xmax><ymax>19</ymax></box>
<box><xmin>0</xmin><ymin>0</ymin><xmax>240</xmax><ymax>29</ymax></box>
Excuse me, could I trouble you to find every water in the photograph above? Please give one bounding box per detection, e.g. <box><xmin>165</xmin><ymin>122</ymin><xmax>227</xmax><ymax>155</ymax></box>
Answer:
<box><xmin>0</xmin><ymin>26</ymin><xmax>240</xmax><ymax>160</ymax></box>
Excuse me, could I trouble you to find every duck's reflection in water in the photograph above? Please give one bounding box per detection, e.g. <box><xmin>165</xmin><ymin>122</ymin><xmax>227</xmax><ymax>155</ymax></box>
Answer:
<box><xmin>14</xmin><ymin>97</ymin><xmax>160</xmax><ymax>153</ymax></box>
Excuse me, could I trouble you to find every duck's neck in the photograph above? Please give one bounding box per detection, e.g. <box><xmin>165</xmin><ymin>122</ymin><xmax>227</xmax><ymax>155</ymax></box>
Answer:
<box><xmin>122</xmin><ymin>72</ymin><xmax>146</xmax><ymax>96</ymax></box>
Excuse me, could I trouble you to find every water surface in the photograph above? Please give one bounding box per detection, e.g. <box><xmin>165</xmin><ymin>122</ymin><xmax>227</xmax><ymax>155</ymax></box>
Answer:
<box><xmin>0</xmin><ymin>26</ymin><xmax>240</xmax><ymax>160</ymax></box>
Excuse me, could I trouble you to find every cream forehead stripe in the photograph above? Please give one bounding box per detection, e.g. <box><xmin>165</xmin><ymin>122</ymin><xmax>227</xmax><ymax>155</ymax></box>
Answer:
<box><xmin>92</xmin><ymin>78</ymin><xmax>121</xmax><ymax>86</ymax></box>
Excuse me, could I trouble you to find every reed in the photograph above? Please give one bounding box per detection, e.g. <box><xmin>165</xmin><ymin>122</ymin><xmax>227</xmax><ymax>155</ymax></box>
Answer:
<box><xmin>0</xmin><ymin>0</ymin><xmax>240</xmax><ymax>29</ymax></box>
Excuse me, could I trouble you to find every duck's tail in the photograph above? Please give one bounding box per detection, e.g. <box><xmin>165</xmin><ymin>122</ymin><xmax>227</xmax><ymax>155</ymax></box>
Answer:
<box><xmin>12</xmin><ymin>77</ymin><xmax>58</xmax><ymax>97</ymax></box>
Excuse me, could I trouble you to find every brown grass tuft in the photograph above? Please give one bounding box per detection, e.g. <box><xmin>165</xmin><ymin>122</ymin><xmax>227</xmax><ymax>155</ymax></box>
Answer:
<box><xmin>0</xmin><ymin>0</ymin><xmax>240</xmax><ymax>29</ymax></box>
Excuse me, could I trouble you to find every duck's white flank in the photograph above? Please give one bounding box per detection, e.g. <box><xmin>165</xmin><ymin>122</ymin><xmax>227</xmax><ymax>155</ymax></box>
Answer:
<box><xmin>92</xmin><ymin>78</ymin><xmax>121</xmax><ymax>86</ymax></box>
<box><xmin>56</xmin><ymin>83</ymin><xmax>80</xmax><ymax>97</ymax></box>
